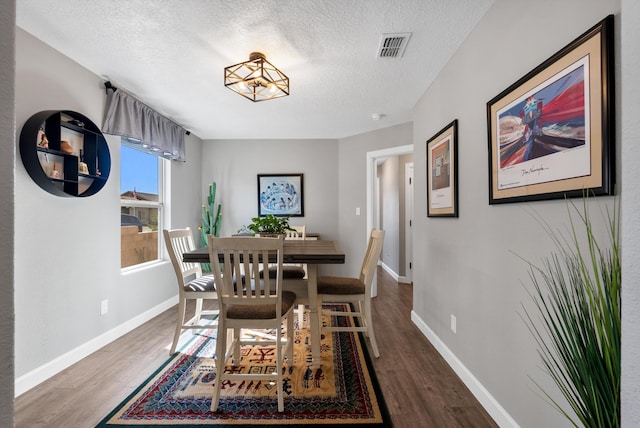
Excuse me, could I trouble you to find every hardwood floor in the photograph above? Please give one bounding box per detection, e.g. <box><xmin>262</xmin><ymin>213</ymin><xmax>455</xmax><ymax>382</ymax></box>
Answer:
<box><xmin>14</xmin><ymin>267</ymin><xmax>497</xmax><ymax>427</ymax></box>
<box><xmin>370</xmin><ymin>268</ymin><xmax>498</xmax><ymax>427</ymax></box>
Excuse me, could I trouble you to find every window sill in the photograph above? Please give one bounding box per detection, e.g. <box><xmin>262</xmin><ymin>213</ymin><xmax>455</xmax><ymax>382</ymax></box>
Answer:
<box><xmin>121</xmin><ymin>259</ymin><xmax>170</xmax><ymax>276</ymax></box>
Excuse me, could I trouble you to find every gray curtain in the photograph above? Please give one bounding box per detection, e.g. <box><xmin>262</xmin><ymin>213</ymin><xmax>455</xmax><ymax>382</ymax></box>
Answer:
<box><xmin>103</xmin><ymin>89</ymin><xmax>186</xmax><ymax>161</ymax></box>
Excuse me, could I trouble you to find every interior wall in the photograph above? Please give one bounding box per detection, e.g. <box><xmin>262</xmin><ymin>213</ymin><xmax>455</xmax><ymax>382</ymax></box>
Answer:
<box><xmin>338</xmin><ymin>123</ymin><xmax>413</xmax><ymax>277</ymax></box>
<box><xmin>202</xmin><ymin>123</ymin><xmax>413</xmax><ymax>280</ymax></box>
<box><xmin>375</xmin><ymin>153</ymin><xmax>415</xmax><ymax>278</ymax></box>
<box><xmin>171</xmin><ymin>132</ymin><xmax>206</xmax><ymax>233</ymax></box>
<box><xmin>398</xmin><ymin>153</ymin><xmax>413</xmax><ymax>278</ymax></box>
<box><xmin>410</xmin><ymin>0</ymin><xmax>620</xmax><ymax>426</ymax></box>
<box><xmin>380</xmin><ymin>157</ymin><xmax>400</xmax><ymax>272</ymax></box>
<box><xmin>200</xmin><ymin>138</ymin><xmax>341</xmax><ymax>273</ymax></box>
<box><xmin>14</xmin><ymin>28</ymin><xmax>202</xmax><ymax>388</ymax></box>
<box><xmin>620</xmin><ymin>0</ymin><xmax>640</xmax><ymax>425</ymax></box>
<box><xmin>0</xmin><ymin>2</ymin><xmax>15</xmax><ymax>425</ymax></box>
<box><xmin>376</xmin><ymin>164</ymin><xmax>383</xmax><ymax>232</ymax></box>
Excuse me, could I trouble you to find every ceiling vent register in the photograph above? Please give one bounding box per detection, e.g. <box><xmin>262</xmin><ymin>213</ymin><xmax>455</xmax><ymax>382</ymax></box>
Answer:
<box><xmin>377</xmin><ymin>33</ymin><xmax>412</xmax><ymax>58</ymax></box>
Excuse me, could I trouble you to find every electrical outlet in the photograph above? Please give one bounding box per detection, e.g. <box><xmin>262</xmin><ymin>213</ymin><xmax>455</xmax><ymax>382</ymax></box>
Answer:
<box><xmin>101</xmin><ymin>299</ymin><xmax>109</xmax><ymax>315</ymax></box>
<box><xmin>450</xmin><ymin>314</ymin><xmax>457</xmax><ymax>333</ymax></box>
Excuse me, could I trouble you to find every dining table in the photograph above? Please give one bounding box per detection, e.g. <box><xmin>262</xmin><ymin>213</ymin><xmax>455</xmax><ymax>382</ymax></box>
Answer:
<box><xmin>182</xmin><ymin>239</ymin><xmax>345</xmax><ymax>367</ymax></box>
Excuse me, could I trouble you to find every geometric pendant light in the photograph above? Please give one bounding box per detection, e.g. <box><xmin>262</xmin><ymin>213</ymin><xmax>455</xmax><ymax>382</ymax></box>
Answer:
<box><xmin>224</xmin><ymin>52</ymin><xmax>290</xmax><ymax>102</ymax></box>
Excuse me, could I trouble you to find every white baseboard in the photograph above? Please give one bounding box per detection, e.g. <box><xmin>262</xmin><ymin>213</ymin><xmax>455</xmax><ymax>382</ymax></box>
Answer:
<box><xmin>379</xmin><ymin>261</ymin><xmax>409</xmax><ymax>283</ymax></box>
<box><xmin>380</xmin><ymin>261</ymin><xmax>399</xmax><ymax>281</ymax></box>
<box><xmin>410</xmin><ymin>310</ymin><xmax>520</xmax><ymax>428</ymax></box>
<box><xmin>15</xmin><ymin>296</ymin><xmax>178</xmax><ymax>397</ymax></box>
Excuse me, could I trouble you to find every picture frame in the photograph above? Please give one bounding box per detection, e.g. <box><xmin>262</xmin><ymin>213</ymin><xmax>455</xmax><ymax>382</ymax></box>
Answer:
<box><xmin>487</xmin><ymin>15</ymin><xmax>614</xmax><ymax>204</ymax></box>
<box><xmin>257</xmin><ymin>173</ymin><xmax>304</xmax><ymax>217</ymax></box>
<box><xmin>427</xmin><ymin>120</ymin><xmax>458</xmax><ymax>217</ymax></box>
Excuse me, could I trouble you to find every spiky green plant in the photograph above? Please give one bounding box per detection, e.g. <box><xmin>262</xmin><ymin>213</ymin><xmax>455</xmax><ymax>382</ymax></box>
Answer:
<box><xmin>199</xmin><ymin>182</ymin><xmax>222</xmax><ymax>271</ymax></box>
<box><xmin>520</xmin><ymin>196</ymin><xmax>620</xmax><ymax>428</ymax></box>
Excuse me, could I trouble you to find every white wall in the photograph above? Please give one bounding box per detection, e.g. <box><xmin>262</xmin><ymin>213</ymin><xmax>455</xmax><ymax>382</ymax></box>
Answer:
<box><xmin>411</xmin><ymin>0</ymin><xmax>620</xmax><ymax>426</ymax></box>
<box><xmin>201</xmin><ymin>138</ymin><xmax>341</xmax><ymax>272</ymax></box>
<box><xmin>203</xmin><ymin>127</ymin><xmax>414</xmax><ymax>280</ymax></box>
<box><xmin>398</xmin><ymin>153</ymin><xmax>413</xmax><ymax>278</ymax></box>
<box><xmin>338</xmin><ymin>123</ymin><xmax>413</xmax><ymax>277</ymax></box>
<box><xmin>380</xmin><ymin>157</ymin><xmax>400</xmax><ymax>272</ymax></box>
<box><xmin>0</xmin><ymin>2</ymin><xmax>15</xmax><ymax>425</ymax></box>
<box><xmin>171</xmin><ymin>132</ymin><xmax>206</xmax><ymax>232</ymax></box>
<box><xmin>621</xmin><ymin>0</ymin><xmax>640</xmax><ymax>426</ymax></box>
<box><xmin>377</xmin><ymin>152</ymin><xmax>419</xmax><ymax>281</ymax></box>
<box><xmin>13</xmin><ymin>28</ymin><xmax>203</xmax><ymax>391</ymax></box>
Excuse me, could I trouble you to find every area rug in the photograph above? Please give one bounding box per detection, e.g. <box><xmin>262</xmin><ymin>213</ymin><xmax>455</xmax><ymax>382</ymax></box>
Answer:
<box><xmin>96</xmin><ymin>304</ymin><xmax>391</xmax><ymax>427</ymax></box>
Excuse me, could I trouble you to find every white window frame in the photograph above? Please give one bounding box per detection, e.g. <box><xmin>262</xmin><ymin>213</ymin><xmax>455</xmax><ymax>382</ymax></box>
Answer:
<box><xmin>120</xmin><ymin>153</ymin><xmax>169</xmax><ymax>272</ymax></box>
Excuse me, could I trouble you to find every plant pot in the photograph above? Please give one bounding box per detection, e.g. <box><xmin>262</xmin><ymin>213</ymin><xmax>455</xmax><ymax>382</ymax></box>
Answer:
<box><xmin>256</xmin><ymin>233</ymin><xmax>284</xmax><ymax>238</ymax></box>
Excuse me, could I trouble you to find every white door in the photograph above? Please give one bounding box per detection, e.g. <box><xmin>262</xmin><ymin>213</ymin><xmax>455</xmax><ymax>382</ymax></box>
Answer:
<box><xmin>405</xmin><ymin>163</ymin><xmax>414</xmax><ymax>283</ymax></box>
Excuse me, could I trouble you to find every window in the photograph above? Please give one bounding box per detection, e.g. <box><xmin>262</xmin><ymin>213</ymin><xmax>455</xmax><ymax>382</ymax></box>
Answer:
<box><xmin>120</xmin><ymin>144</ymin><xmax>166</xmax><ymax>269</ymax></box>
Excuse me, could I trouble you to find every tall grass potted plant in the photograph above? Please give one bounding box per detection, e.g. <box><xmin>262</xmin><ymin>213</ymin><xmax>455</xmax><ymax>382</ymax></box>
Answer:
<box><xmin>520</xmin><ymin>197</ymin><xmax>620</xmax><ymax>427</ymax></box>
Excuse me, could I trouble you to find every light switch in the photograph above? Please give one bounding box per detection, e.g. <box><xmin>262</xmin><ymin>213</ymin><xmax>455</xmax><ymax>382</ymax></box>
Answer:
<box><xmin>355</xmin><ymin>207</ymin><xmax>361</xmax><ymax>215</ymax></box>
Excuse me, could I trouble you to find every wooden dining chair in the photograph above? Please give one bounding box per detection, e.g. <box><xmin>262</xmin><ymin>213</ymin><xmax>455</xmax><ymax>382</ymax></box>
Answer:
<box><xmin>163</xmin><ymin>228</ymin><xmax>218</xmax><ymax>355</ymax></box>
<box><xmin>260</xmin><ymin>226</ymin><xmax>307</xmax><ymax>326</ymax></box>
<box><xmin>208</xmin><ymin>235</ymin><xmax>296</xmax><ymax>412</ymax></box>
<box><xmin>284</xmin><ymin>226</ymin><xmax>308</xmax><ymax>325</ymax></box>
<box><xmin>260</xmin><ymin>225</ymin><xmax>307</xmax><ymax>280</ymax></box>
<box><xmin>286</xmin><ymin>225</ymin><xmax>306</xmax><ymax>239</ymax></box>
<box><xmin>316</xmin><ymin>229</ymin><xmax>385</xmax><ymax>358</ymax></box>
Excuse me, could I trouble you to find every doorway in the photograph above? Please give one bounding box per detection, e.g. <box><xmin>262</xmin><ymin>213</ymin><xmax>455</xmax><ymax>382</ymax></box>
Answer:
<box><xmin>366</xmin><ymin>144</ymin><xmax>414</xmax><ymax>295</ymax></box>
<box><xmin>405</xmin><ymin>162</ymin><xmax>413</xmax><ymax>283</ymax></box>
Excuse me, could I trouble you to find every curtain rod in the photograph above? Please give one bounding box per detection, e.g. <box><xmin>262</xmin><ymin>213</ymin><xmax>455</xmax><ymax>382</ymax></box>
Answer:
<box><xmin>103</xmin><ymin>80</ymin><xmax>191</xmax><ymax>136</ymax></box>
<box><xmin>104</xmin><ymin>80</ymin><xmax>118</xmax><ymax>94</ymax></box>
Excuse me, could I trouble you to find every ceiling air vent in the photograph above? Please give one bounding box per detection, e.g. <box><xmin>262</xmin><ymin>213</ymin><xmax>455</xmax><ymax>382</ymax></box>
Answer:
<box><xmin>377</xmin><ymin>33</ymin><xmax>412</xmax><ymax>58</ymax></box>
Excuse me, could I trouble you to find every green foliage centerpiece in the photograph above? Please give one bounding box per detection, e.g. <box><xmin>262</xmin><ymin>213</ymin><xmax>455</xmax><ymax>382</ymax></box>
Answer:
<box><xmin>246</xmin><ymin>214</ymin><xmax>294</xmax><ymax>237</ymax></box>
<box><xmin>520</xmin><ymin>197</ymin><xmax>620</xmax><ymax>428</ymax></box>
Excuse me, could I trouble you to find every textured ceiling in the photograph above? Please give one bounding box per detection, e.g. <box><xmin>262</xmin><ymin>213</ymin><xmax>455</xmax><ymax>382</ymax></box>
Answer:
<box><xmin>16</xmin><ymin>0</ymin><xmax>494</xmax><ymax>140</ymax></box>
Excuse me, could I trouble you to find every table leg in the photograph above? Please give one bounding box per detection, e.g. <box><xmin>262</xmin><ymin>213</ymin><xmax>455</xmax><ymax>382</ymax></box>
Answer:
<box><xmin>307</xmin><ymin>264</ymin><xmax>321</xmax><ymax>368</ymax></box>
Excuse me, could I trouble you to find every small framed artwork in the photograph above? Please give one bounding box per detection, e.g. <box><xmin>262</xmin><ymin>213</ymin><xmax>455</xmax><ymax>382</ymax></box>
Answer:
<box><xmin>487</xmin><ymin>15</ymin><xmax>614</xmax><ymax>204</ymax></box>
<box><xmin>257</xmin><ymin>173</ymin><xmax>304</xmax><ymax>217</ymax></box>
<box><xmin>427</xmin><ymin>120</ymin><xmax>458</xmax><ymax>217</ymax></box>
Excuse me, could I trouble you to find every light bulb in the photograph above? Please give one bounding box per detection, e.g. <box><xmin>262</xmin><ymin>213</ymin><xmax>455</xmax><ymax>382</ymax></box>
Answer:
<box><xmin>268</xmin><ymin>83</ymin><xmax>277</xmax><ymax>93</ymax></box>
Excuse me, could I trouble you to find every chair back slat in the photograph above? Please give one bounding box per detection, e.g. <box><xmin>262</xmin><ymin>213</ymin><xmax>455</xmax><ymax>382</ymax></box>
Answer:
<box><xmin>208</xmin><ymin>236</ymin><xmax>284</xmax><ymax>308</ymax></box>
<box><xmin>163</xmin><ymin>228</ymin><xmax>203</xmax><ymax>289</ymax></box>
<box><xmin>286</xmin><ymin>225</ymin><xmax>306</xmax><ymax>240</ymax></box>
<box><xmin>259</xmin><ymin>248</ymin><xmax>273</xmax><ymax>296</ymax></box>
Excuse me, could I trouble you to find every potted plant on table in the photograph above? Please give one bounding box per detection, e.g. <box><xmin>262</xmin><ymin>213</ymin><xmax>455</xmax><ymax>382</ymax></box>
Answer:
<box><xmin>245</xmin><ymin>214</ymin><xmax>294</xmax><ymax>237</ymax></box>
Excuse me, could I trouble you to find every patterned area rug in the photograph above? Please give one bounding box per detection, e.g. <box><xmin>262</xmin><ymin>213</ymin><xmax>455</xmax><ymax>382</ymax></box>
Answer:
<box><xmin>96</xmin><ymin>304</ymin><xmax>391</xmax><ymax>427</ymax></box>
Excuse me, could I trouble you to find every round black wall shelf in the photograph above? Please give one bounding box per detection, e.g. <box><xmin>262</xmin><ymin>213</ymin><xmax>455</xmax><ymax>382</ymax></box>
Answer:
<box><xmin>20</xmin><ymin>110</ymin><xmax>111</xmax><ymax>197</ymax></box>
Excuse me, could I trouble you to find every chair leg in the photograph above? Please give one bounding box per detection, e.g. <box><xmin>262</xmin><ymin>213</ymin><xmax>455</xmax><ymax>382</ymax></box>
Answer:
<box><xmin>232</xmin><ymin>328</ymin><xmax>242</xmax><ymax>365</ymax></box>
<box><xmin>296</xmin><ymin>304</ymin><xmax>304</xmax><ymax>328</ymax></box>
<box><xmin>356</xmin><ymin>300</ymin><xmax>366</xmax><ymax>334</ymax></box>
<box><xmin>193</xmin><ymin>298</ymin><xmax>204</xmax><ymax>332</ymax></box>
<box><xmin>170</xmin><ymin>298</ymin><xmax>187</xmax><ymax>355</ymax></box>
<box><xmin>363</xmin><ymin>298</ymin><xmax>380</xmax><ymax>358</ymax></box>
<box><xmin>211</xmin><ymin>320</ymin><xmax>226</xmax><ymax>412</ymax></box>
<box><xmin>286</xmin><ymin>313</ymin><xmax>294</xmax><ymax>363</ymax></box>
<box><xmin>276</xmin><ymin>324</ymin><xmax>284</xmax><ymax>412</ymax></box>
